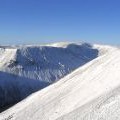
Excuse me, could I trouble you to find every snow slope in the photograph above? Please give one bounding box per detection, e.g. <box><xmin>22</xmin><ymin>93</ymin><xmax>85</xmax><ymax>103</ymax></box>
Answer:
<box><xmin>0</xmin><ymin>44</ymin><xmax>119</xmax><ymax>120</ymax></box>
<box><xmin>0</xmin><ymin>43</ymin><xmax>99</xmax><ymax>110</ymax></box>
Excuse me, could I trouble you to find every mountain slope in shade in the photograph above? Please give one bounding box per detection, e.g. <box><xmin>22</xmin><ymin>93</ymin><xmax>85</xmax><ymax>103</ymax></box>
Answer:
<box><xmin>0</xmin><ymin>43</ymin><xmax>99</xmax><ymax>110</ymax></box>
<box><xmin>0</xmin><ymin>44</ymin><xmax>119</xmax><ymax>120</ymax></box>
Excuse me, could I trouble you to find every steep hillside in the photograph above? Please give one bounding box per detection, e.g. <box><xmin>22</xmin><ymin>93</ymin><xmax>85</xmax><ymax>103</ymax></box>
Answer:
<box><xmin>0</xmin><ymin>43</ymin><xmax>99</xmax><ymax>110</ymax></box>
<box><xmin>0</xmin><ymin>44</ymin><xmax>119</xmax><ymax>120</ymax></box>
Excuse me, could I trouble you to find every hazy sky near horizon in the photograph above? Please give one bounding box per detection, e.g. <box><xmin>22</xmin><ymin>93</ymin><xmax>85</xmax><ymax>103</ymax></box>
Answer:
<box><xmin>0</xmin><ymin>0</ymin><xmax>120</xmax><ymax>45</ymax></box>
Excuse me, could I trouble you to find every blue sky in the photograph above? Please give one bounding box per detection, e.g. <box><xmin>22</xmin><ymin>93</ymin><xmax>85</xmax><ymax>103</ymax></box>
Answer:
<box><xmin>0</xmin><ymin>0</ymin><xmax>120</xmax><ymax>45</ymax></box>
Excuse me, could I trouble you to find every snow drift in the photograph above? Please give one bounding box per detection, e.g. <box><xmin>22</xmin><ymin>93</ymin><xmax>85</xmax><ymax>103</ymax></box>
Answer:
<box><xmin>0</xmin><ymin>42</ymin><xmax>99</xmax><ymax>111</ymax></box>
<box><xmin>0</xmin><ymin>43</ymin><xmax>119</xmax><ymax>120</ymax></box>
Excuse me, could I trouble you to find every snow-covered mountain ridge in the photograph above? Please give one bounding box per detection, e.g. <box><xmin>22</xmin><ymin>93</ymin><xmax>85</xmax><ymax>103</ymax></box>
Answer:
<box><xmin>0</xmin><ymin>43</ymin><xmax>99</xmax><ymax>82</ymax></box>
<box><xmin>0</xmin><ymin>42</ymin><xmax>101</xmax><ymax>111</ymax></box>
<box><xmin>0</xmin><ymin>43</ymin><xmax>119</xmax><ymax>120</ymax></box>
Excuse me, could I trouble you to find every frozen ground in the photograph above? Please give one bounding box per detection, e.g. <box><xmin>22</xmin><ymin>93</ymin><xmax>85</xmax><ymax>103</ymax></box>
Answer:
<box><xmin>0</xmin><ymin>43</ymin><xmax>119</xmax><ymax>120</ymax></box>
